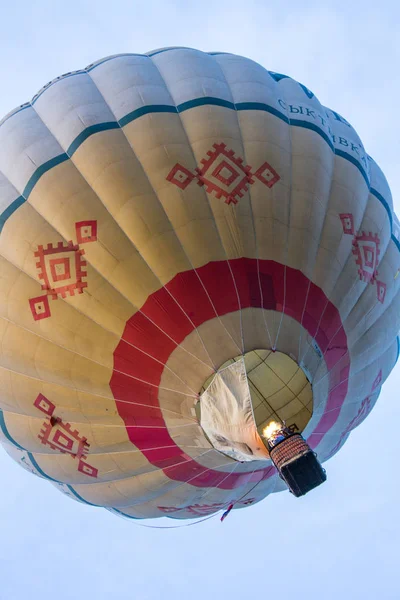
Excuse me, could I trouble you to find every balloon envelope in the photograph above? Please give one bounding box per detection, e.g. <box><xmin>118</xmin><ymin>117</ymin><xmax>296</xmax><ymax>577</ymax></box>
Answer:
<box><xmin>0</xmin><ymin>47</ymin><xmax>398</xmax><ymax>520</ymax></box>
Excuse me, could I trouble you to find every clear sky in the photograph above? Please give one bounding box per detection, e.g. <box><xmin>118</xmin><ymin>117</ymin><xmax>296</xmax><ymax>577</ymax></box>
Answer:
<box><xmin>0</xmin><ymin>1</ymin><xmax>399</xmax><ymax>599</ymax></box>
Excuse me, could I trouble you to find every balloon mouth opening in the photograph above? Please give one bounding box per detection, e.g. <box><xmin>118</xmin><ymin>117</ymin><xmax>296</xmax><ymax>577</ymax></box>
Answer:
<box><xmin>196</xmin><ymin>349</ymin><xmax>314</xmax><ymax>463</ymax></box>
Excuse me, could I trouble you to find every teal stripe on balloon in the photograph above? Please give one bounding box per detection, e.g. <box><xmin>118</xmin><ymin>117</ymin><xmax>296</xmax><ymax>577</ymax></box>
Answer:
<box><xmin>65</xmin><ymin>485</ymin><xmax>99</xmax><ymax>507</ymax></box>
<box><xmin>371</xmin><ymin>187</ymin><xmax>393</xmax><ymax>227</ymax></box>
<box><xmin>0</xmin><ymin>422</ymin><xmax>62</xmax><ymax>485</ymax></box>
<box><xmin>118</xmin><ymin>104</ymin><xmax>177</xmax><ymax>128</ymax></box>
<box><xmin>335</xmin><ymin>149</ymin><xmax>369</xmax><ymax>187</ymax></box>
<box><xmin>0</xmin><ymin>410</ymin><xmax>25</xmax><ymax>450</ymax></box>
<box><xmin>22</xmin><ymin>154</ymin><xmax>69</xmax><ymax>198</ymax></box>
<box><xmin>269</xmin><ymin>72</ymin><xmax>314</xmax><ymax>99</ymax></box>
<box><xmin>0</xmin><ymin>412</ymin><xmax>59</xmax><ymax>485</ymax></box>
<box><xmin>290</xmin><ymin>118</ymin><xmax>335</xmax><ymax>152</ymax></box>
<box><xmin>0</xmin><ymin>97</ymin><xmax>397</xmax><ymax>259</ymax></box>
<box><xmin>31</xmin><ymin>452</ymin><xmax>100</xmax><ymax>506</ymax></box>
<box><xmin>27</xmin><ymin>452</ymin><xmax>59</xmax><ymax>482</ymax></box>
<box><xmin>178</xmin><ymin>96</ymin><xmax>235</xmax><ymax>112</ymax></box>
<box><xmin>0</xmin><ymin>410</ymin><xmax>98</xmax><ymax>506</ymax></box>
<box><xmin>235</xmin><ymin>101</ymin><xmax>290</xmax><ymax>124</ymax></box>
<box><xmin>67</xmin><ymin>122</ymin><xmax>119</xmax><ymax>155</ymax></box>
<box><xmin>110</xmin><ymin>507</ymin><xmax>140</xmax><ymax>519</ymax></box>
<box><xmin>0</xmin><ymin>195</ymin><xmax>25</xmax><ymax>234</ymax></box>
<box><xmin>392</xmin><ymin>235</ymin><xmax>400</xmax><ymax>252</ymax></box>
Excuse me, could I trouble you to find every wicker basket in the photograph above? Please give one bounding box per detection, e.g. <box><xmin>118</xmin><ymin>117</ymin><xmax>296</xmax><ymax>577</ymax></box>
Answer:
<box><xmin>269</xmin><ymin>433</ymin><xmax>326</xmax><ymax>497</ymax></box>
<box><xmin>269</xmin><ymin>434</ymin><xmax>310</xmax><ymax>469</ymax></box>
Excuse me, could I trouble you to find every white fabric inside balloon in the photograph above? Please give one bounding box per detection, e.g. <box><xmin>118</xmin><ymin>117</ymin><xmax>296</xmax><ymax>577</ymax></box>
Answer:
<box><xmin>200</xmin><ymin>359</ymin><xmax>270</xmax><ymax>463</ymax></box>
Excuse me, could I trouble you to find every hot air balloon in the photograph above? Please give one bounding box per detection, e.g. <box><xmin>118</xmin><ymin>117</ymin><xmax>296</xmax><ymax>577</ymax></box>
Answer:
<box><xmin>0</xmin><ymin>47</ymin><xmax>398</xmax><ymax>521</ymax></box>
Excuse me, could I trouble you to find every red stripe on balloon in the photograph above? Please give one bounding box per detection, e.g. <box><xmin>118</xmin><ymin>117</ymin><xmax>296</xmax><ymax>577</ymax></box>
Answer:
<box><xmin>110</xmin><ymin>259</ymin><xmax>349</xmax><ymax>489</ymax></box>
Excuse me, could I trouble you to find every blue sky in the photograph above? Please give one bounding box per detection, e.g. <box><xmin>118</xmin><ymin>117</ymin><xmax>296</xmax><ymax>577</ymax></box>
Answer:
<box><xmin>0</xmin><ymin>1</ymin><xmax>399</xmax><ymax>599</ymax></box>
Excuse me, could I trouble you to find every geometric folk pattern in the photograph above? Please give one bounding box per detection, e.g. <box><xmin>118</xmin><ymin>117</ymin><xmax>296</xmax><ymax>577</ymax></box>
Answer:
<box><xmin>29</xmin><ymin>220</ymin><xmax>97</xmax><ymax>321</ymax></box>
<box><xmin>166</xmin><ymin>142</ymin><xmax>280</xmax><ymax>205</ymax></box>
<box><xmin>339</xmin><ymin>213</ymin><xmax>386</xmax><ymax>303</ymax></box>
<box><xmin>352</xmin><ymin>231</ymin><xmax>380</xmax><ymax>283</ymax></box>
<box><xmin>34</xmin><ymin>393</ymin><xmax>98</xmax><ymax>478</ymax></box>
